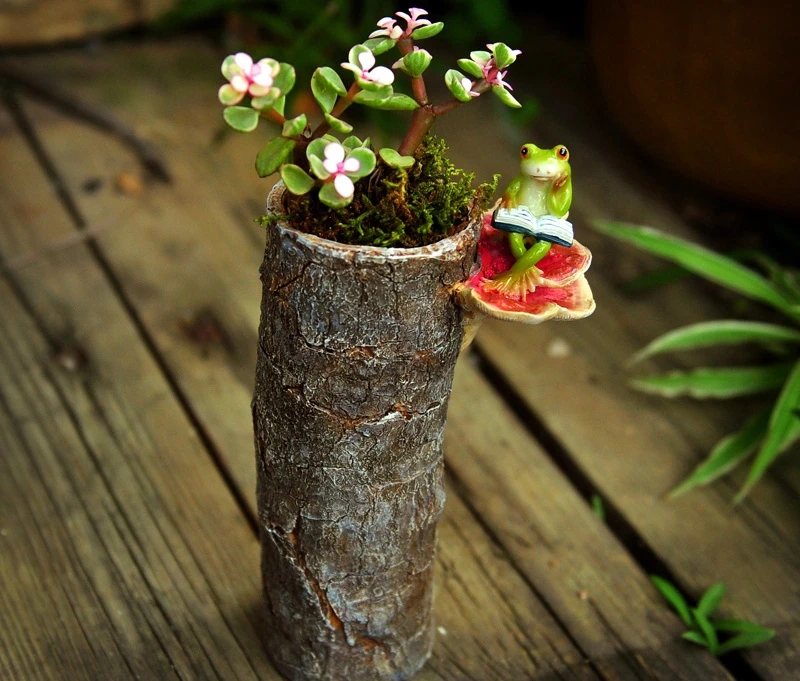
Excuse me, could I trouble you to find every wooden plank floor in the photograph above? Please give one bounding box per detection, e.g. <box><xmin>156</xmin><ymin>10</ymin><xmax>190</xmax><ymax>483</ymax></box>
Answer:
<box><xmin>1</xmin><ymin>32</ymin><xmax>797</xmax><ymax>681</ymax></box>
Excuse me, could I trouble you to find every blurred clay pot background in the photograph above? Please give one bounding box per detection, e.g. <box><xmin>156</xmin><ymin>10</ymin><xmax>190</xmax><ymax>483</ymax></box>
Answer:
<box><xmin>589</xmin><ymin>1</ymin><xmax>800</xmax><ymax>215</ymax></box>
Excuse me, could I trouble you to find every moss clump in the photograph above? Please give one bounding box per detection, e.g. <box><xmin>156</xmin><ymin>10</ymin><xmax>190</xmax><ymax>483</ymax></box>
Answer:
<box><xmin>259</xmin><ymin>135</ymin><xmax>499</xmax><ymax>248</ymax></box>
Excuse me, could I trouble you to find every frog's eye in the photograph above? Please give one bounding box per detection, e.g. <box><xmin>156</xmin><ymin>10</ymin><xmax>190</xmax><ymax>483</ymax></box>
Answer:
<box><xmin>556</xmin><ymin>146</ymin><xmax>569</xmax><ymax>161</ymax></box>
<box><xmin>520</xmin><ymin>146</ymin><xmax>529</xmax><ymax>158</ymax></box>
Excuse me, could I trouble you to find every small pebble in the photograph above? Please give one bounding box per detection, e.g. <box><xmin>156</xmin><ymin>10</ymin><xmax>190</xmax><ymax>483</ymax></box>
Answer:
<box><xmin>115</xmin><ymin>171</ymin><xmax>144</xmax><ymax>196</ymax></box>
<box><xmin>578</xmin><ymin>589</ymin><xmax>589</xmax><ymax>601</ymax></box>
<box><xmin>437</xmin><ymin>626</ymin><xmax>447</xmax><ymax>636</ymax></box>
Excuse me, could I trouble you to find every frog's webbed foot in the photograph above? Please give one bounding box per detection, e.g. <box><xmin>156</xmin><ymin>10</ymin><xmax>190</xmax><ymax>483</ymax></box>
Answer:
<box><xmin>483</xmin><ymin>265</ymin><xmax>543</xmax><ymax>298</ymax></box>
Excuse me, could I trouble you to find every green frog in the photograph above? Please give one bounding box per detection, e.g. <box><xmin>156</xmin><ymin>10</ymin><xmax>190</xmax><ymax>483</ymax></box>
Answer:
<box><xmin>488</xmin><ymin>143</ymin><xmax>573</xmax><ymax>296</ymax></box>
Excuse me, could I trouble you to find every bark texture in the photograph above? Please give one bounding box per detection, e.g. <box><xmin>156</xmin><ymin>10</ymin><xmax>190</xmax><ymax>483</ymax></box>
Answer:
<box><xmin>252</xmin><ymin>184</ymin><xmax>480</xmax><ymax>681</ymax></box>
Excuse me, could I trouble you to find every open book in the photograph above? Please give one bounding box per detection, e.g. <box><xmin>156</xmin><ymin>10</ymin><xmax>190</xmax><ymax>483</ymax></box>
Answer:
<box><xmin>491</xmin><ymin>206</ymin><xmax>574</xmax><ymax>248</ymax></box>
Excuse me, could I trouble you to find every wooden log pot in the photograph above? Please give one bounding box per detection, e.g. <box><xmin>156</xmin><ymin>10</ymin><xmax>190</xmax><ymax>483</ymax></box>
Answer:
<box><xmin>252</xmin><ymin>182</ymin><xmax>480</xmax><ymax>681</ymax></box>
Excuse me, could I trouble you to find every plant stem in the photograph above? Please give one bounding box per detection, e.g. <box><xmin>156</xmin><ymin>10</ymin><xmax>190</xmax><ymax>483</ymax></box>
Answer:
<box><xmin>397</xmin><ymin>37</ymin><xmax>428</xmax><ymax>105</ymax></box>
<box><xmin>261</xmin><ymin>108</ymin><xmax>287</xmax><ymax>126</ymax></box>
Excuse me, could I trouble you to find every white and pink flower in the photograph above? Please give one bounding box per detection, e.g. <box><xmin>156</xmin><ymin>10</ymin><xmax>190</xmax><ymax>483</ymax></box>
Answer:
<box><xmin>322</xmin><ymin>143</ymin><xmax>361</xmax><ymax>198</ymax></box>
<box><xmin>218</xmin><ymin>52</ymin><xmax>280</xmax><ymax>106</ymax></box>
<box><xmin>370</xmin><ymin>7</ymin><xmax>432</xmax><ymax>41</ymax></box>
<box><xmin>341</xmin><ymin>49</ymin><xmax>395</xmax><ymax>86</ymax></box>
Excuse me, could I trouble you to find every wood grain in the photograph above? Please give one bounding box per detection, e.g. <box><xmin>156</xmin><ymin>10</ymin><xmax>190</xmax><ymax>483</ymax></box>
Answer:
<box><xmin>0</xmin><ymin>0</ymin><xmax>174</xmax><ymax>46</ymax></box>
<box><xmin>0</xmin><ymin>75</ymin><xmax>602</xmax><ymax>680</ymax></box>
<box><xmin>15</xmin><ymin>38</ymin><xmax>747</xmax><ymax>680</ymax></box>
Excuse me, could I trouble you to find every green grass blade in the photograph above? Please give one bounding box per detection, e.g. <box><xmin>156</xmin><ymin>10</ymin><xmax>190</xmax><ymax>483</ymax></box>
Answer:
<box><xmin>651</xmin><ymin>576</ymin><xmax>693</xmax><ymax>627</ymax></box>
<box><xmin>713</xmin><ymin>619</ymin><xmax>774</xmax><ymax>634</ymax></box>
<box><xmin>737</xmin><ymin>359</ymin><xmax>800</xmax><ymax>501</ymax></box>
<box><xmin>631</xmin><ymin>364</ymin><xmax>792</xmax><ymax>399</ymax></box>
<box><xmin>696</xmin><ymin>583</ymin><xmax>726</xmax><ymax>618</ymax></box>
<box><xmin>592</xmin><ymin>222</ymin><xmax>794</xmax><ymax>315</ymax></box>
<box><xmin>669</xmin><ymin>410</ymin><xmax>769</xmax><ymax>497</ymax></box>
<box><xmin>682</xmin><ymin>631</ymin><xmax>710</xmax><ymax>648</ymax></box>
<box><xmin>716</xmin><ymin>629</ymin><xmax>776</xmax><ymax>655</ymax></box>
<box><xmin>631</xmin><ymin>321</ymin><xmax>800</xmax><ymax>364</ymax></box>
<box><xmin>692</xmin><ymin>609</ymin><xmax>719</xmax><ymax>655</ymax></box>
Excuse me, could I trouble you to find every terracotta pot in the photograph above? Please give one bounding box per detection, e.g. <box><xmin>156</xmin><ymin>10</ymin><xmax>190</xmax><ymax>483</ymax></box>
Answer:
<box><xmin>251</xmin><ymin>183</ymin><xmax>480</xmax><ymax>681</ymax></box>
<box><xmin>590</xmin><ymin>1</ymin><xmax>800</xmax><ymax>215</ymax></box>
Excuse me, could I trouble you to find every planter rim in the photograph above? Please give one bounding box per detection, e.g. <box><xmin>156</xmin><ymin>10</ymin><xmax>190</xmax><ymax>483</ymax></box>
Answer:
<box><xmin>266</xmin><ymin>181</ymin><xmax>480</xmax><ymax>265</ymax></box>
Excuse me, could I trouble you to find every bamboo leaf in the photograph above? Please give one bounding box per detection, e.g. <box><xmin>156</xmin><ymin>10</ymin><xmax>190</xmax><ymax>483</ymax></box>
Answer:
<box><xmin>670</xmin><ymin>410</ymin><xmax>769</xmax><ymax>497</ymax></box>
<box><xmin>631</xmin><ymin>321</ymin><xmax>800</xmax><ymax>364</ymax></box>
<box><xmin>737</xmin><ymin>359</ymin><xmax>800</xmax><ymax>501</ymax></box>
<box><xmin>682</xmin><ymin>631</ymin><xmax>711</xmax><ymax>648</ymax></box>
<box><xmin>713</xmin><ymin>619</ymin><xmax>775</xmax><ymax>634</ymax></box>
<box><xmin>693</xmin><ymin>609</ymin><xmax>719</xmax><ymax>655</ymax></box>
<box><xmin>631</xmin><ymin>364</ymin><xmax>793</xmax><ymax>399</ymax></box>
<box><xmin>696</xmin><ymin>583</ymin><xmax>726</xmax><ymax>618</ymax></box>
<box><xmin>592</xmin><ymin>222</ymin><xmax>794</xmax><ymax>315</ymax></box>
<box><xmin>716</xmin><ymin>629</ymin><xmax>776</xmax><ymax>655</ymax></box>
<box><xmin>651</xmin><ymin>576</ymin><xmax>693</xmax><ymax>627</ymax></box>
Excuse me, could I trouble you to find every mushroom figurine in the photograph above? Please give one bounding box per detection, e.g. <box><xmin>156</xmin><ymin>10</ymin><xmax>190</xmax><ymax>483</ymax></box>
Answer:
<box><xmin>456</xmin><ymin>142</ymin><xmax>595</xmax><ymax>348</ymax></box>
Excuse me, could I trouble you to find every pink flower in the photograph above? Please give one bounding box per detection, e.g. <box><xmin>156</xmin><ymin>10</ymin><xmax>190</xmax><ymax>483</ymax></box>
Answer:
<box><xmin>370</xmin><ymin>16</ymin><xmax>403</xmax><ymax>40</ymax></box>
<box><xmin>322</xmin><ymin>143</ymin><xmax>361</xmax><ymax>198</ymax></box>
<box><xmin>371</xmin><ymin>8</ymin><xmax>432</xmax><ymax>41</ymax></box>
<box><xmin>341</xmin><ymin>50</ymin><xmax>395</xmax><ymax>86</ymax></box>
<box><xmin>218</xmin><ymin>52</ymin><xmax>280</xmax><ymax>106</ymax></box>
<box><xmin>395</xmin><ymin>7</ymin><xmax>431</xmax><ymax>33</ymax></box>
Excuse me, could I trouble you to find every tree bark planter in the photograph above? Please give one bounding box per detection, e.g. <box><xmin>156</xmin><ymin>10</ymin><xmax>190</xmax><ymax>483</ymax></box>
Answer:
<box><xmin>252</xmin><ymin>182</ymin><xmax>481</xmax><ymax>681</ymax></box>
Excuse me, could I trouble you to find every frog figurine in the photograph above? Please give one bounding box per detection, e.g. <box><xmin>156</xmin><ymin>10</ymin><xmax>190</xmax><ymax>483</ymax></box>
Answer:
<box><xmin>486</xmin><ymin>143</ymin><xmax>573</xmax><ymax>297</ymax></box>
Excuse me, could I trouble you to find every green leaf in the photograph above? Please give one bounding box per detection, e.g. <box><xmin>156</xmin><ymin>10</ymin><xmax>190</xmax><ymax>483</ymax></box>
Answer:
<box><xmin>379</xmin><ymin>148</ymin><xmax>415</xmax><ymax>169</ymax></box>
<box><xmin>280</xmin><ymin>164</ymin><xmax>315</xmax><ymax>194</ymax></box>
<box><xmin>255</xmin><ymin>137</ymin><xmax>295</xmax><ymax>177</ymax></box>
<box><xmin>273</xmin><ymin>96</ymin><xmax>286</xmax><ymax>116</ymax></box>
<box><xmin>696</xmin><ymin>583</ymin><xmax>726</xmax><ymax>618</ymax></box>
<box><xmin>401</xmin><ymin>49</ymin><xmax>432</xmax><ymax>78</ymax></box>
<box><xmin>491</xmin><ymin>43</ymin><xmax>516</xmax><ymax>69</ymax></box>
<box><xmin>457</xmin><ymin>58</ymin><xmax>485</xmax><ymax>79</ymax></box>
<box><xmin>631</xmin><ymin>321</ymin><xmax>800</xmax><ymax>364</ymax></box>
<box><xmin>592</xmin><ymin>222</ymin><xmax>795</xmax><ymax>316</ymax></box>
<box><xmin>692</xmin><ymin>609</ymin><xmax>719</xmax><ymax>655</ymax></box>
<box><xmin>492</xmin><ymin>84</ymin><xmax>522</xmax><ymax>108</ymax></box>
<box><xmin>670</xmin><ymin>410</ymin><xmax>770</xmax><ymax>497</ymax></box>
<box><xmin>281</xmin><ymin>113</ymin><xmax>307</xmax><ymax>138</ymax></box>
<box><xmin>317</xmin><ymin>66</ymin><xmax>347</xmax><ymax>95</ymax></box>
<box><xmin>272</xmin><ymin>62</ymin><xmax>296</xmax><ymax>95</ymax></box>
<box><xmin>346</xmin><ymin>147</ymin><xmax>376</xmax><ymax>178</ymax></box>
<box><xmin>306</xmin><ymin>137</ymin><xmax>330</xmax><ymax>160</ymax></box>
<box><xmin>410</xmin><ymin>21</ymin><xmax>444</xmax><ymax>40</ymax></box>
<box><xmin>342</xmin><ymin>135</ymin><xmax>365</xmax><ymax>151</ymax></box>
<box><xmin>308</xmin><ymin>155</ymin><xmax>328</xmax><ymax>180</ymax></box>
<box><xmin>353</xmin><ymin>91</ymin><xmax>418</xmax><ymax>110</ymax></box>
<box><xmin>737</xmin><ymin>358</ymin><xmax>800</xmax><ymax>501</ymax></box>
<box><xmin>251</xmin><ymin>87</ymin><xmax>282</xmax><ymax>111</ymax></box>
<box><xmin>363</xmin><ymin>37</ymin><xmax>396</xmax><ymax>55</ymax></box>
<box><xmin>470</xmin><ymin>50</ymin><xmax>491</xmax><ymax>64</ymax></box>
<box><xmin>631</xmin><ymin>363</ymin><xmax>793</xmax><ymax>399</ymax></box>
<box><xmin>444</xmin><ymin>69</ymin><xmax>473</xmax><ymax>102</ymax></box>
<box><xmin>324</xmin><ymin>113</ymin><xmax>353</xmax><ymax>134</ymax></box>
<box><xmin>311</xmin><ymin>67</ymin><xmax>341</xmax><ymax>114</ymax></box>
<box><xmin>682</xmin><ymin>631</ymin><xmax>711</xmax><ymax>648</ymax></box>
<box><xmin>590</xmin><ymin>494</ymin><xmax>605</xmax><ymax>522</ymax></box>
<box><xmin>223</xmin><ymin>106</ymin><xmax>259</xmax><ymax>133</ymax></box>
<box><xmin>716</xmin><ymin>629</ymin><xmax>776</xmax><ymax>655</ymax></box>
<box><xmin>318</xmin><ymin>182</ymin><xmax>351</xmax><ymax>208</ymax></box>
<box><xmin>651</xmin><ymin>576</ymin><xmax>693</xmax><ymax>627</ymax></box>
<box><xmin>713</xmin><ymin>618</ymin><xmax>776</xmax><ymax>634</ymax></box>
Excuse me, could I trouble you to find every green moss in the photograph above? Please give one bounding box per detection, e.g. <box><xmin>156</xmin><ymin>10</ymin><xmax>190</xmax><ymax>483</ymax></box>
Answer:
<box><xmin>259</xmin><ymin>135</ymin><xmax>499</xmax><ymax>248</ymax></box>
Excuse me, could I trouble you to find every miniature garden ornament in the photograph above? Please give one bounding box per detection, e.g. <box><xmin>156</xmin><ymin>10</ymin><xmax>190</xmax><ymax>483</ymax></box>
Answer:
<box><xmin>219</xmin><ymin>8</ymin><xmax>594</xmax><ymax>681</ymax></box>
